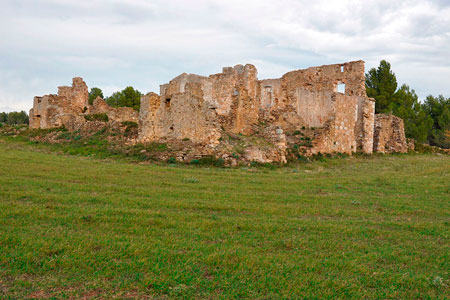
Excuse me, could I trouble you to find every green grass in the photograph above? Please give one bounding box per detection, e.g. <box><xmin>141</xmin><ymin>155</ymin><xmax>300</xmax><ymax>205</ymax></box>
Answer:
<box><xmin>0</xmin><ymin>137</ymin><xmax>449</xmax><ymax>299</ymax></box>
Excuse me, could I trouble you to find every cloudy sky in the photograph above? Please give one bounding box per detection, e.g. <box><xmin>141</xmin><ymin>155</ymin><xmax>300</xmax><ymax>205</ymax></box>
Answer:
<box><xmin>1</xmin><ymin>0</ymin><xmax>449</xmax><ymax>112</ymax></box>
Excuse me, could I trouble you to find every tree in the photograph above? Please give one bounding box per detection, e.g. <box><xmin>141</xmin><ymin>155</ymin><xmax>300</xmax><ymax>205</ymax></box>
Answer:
<box><xmin>0</xmin><ymin>112</ymin><xmax>7</xmax><ymax>123</ymax></box>
<box><xmin>423</xmin><ymin>95</ymin><xmax>450</xmax><ymax>148</ymax></box>
<box><xmin>392</xmin><ymin>85</ymin><xmax>433</xmax><ymax>144</ymax></box>
<box><xmin>365</xmin><ymin>60</ymin><xmax>398</xmax><ymax>113</ymax></box>
<box><xmin>366</xmin><ymin>60</ymin><xmax>434</xmax><ymax>144</ymax></box>
<box><xmin>6</xmin><ymin>111</ymin><xmax>29</xmax><ymax>125</ymax></box>
<box><xmin>88</xmin><ymin>87</ymin><xmax>104</xmax><ymax>105</ymax></box>
<box><xmin>105</xmin><ymin>86</ymin><xmax>142</xmax><ymax>111</ymax></box>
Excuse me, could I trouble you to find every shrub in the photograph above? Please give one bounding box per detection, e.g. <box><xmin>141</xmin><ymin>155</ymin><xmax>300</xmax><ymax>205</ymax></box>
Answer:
<box><xmin>190</xmin><ymin>159</ymin><xmax>200</xmax><ymax>165</ymax></box>
<box><xmin>84</xmin><ymin>113</ymin><xmax>109</xmax><ymax>122</ymax></box>
<box><xmin>121</xmin><ymin>121</ymin><xmax>138</xmax><ymax>128</ymax></box>
<box><xmin>196</xmin><ymin>156</ymin><xmax>225</xmax><ymax>167</ymax></box>
<box><xmin>121</xmin><ymin>121</ymin><xmax>138</xmax><ymax>136</ymax></box>
<box><xmin>249</xmin><ymin>161</ymin><xmax>277</xmax><ymax>169</ymax></box>
<box><xmin>57</xmin><ymin>132</ymin><xmax>73</xmax><ymax>140</ymax></box>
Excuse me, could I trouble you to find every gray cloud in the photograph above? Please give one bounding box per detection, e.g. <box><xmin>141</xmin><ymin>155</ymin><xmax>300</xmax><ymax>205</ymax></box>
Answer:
<box><xmin>0</xmin><ymin>0</ymin><xmax>449</xmax><ymax>112</ymax></box>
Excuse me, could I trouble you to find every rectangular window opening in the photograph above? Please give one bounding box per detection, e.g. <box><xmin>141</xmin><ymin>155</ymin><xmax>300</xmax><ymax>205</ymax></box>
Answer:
<box><xmin>165</xmin><ymin>98</ymin><xmax>171</xmax><ymax>108</ymax></box>
<box><xmin>340</xmin><ymin>65</ymin><xmax>344</xmax><ymax>72</ymax></box>
<box><xmin>337</xmin><ymin>83</ymin><xmax>346</xmax><ymax>94</ymax></box>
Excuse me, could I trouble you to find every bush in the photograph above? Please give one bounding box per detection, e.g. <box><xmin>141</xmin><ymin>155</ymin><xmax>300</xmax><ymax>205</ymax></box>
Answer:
<box><xmin>121</xmin><ymin>121</ymin><xmax>138</xmax><ymax>136</ymax></box>
<box><xmin>84</xmin><ymin>114</ymin><xmax>109</xmax><ymax>122</ymax></box>
<box><xmin>167</xmin><ymin>157</ymin><xmax>176</xmax><ymax>164</ymax></box>
<box><xmin>190</xmin><ymin>159</ymin><xmax>200</xmax><ymax>165</ymax></box>
<box><xmin>249</xmin><ymin>161</ymin><xmax>277</xmax><ymax>169</ymax></box>
<box><xmin>196</xmin><ymin>156</ymin><xmax>225</xmax><ymax>167</ymax></box>
<box><xmin>121</xmin><ymin>121</ymin><xmax>138</xmax><ymax>128</ymax></box>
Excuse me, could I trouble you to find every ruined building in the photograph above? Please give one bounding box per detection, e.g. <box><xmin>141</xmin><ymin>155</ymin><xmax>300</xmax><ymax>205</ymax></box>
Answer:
<box><xmin>139</xmin><ymin>61</ymin><xmax>378</xmax><ymax>162</ymax></box>
<box><xmin>29</xmin><ymin>78</ymin><xmax>138</xmax><ymax>131</ymax></box>
<box><xmin>30</xmin><ymin>61</ymin><xmax>410</xmax><ymax>163</ymax></box>
<box><xmin>373</xmin><ymin>114</ymin><xmax>409</xmax><ymax>153</ymax></box>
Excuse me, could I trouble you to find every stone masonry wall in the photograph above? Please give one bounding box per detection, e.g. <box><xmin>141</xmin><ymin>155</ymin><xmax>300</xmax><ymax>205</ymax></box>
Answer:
<box><xmin>30</xmin><ymin>78</ymin><xmax>138</xmax><ymax>131</ymax></box>
<box><xmin>30</xmin><ymin>61</ymin><xmax>410</xmax><ymax>163</ymax></box>
<box><xmin>373</xmin><ymin>114</ymin><xmax>408</xmax><ymax>153</ymax></box>
<box><xmin>137</xmin><ymin>61</ymin><xmax>380</xmax><ymax>160</ymax></box>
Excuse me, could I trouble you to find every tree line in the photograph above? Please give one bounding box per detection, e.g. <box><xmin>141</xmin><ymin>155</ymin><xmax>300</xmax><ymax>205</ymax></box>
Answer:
<box><xmin>0</xmin><ymin>111</ymin><xmax>29</xmax><ymax>126</ymax></box>
<box><xmin>366</xmin><ymin>60</ymin><xmax>450</xmax><ymax>148</ymax></box>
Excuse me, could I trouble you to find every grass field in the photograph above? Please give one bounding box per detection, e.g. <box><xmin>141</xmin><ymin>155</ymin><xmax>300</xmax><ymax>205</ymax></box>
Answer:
<box><xmin>0</xmin><ymin>137</ymin><xmax>449</xmax><ymax>299</ymax></box>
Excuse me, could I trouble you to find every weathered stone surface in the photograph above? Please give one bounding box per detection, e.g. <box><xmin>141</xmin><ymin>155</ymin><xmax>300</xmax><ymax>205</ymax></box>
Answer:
<box><xmin>90</xmin><ymin>97</ymin><xmax>138</xmax><ymax>123</ymax></box>
<box><xmin>29</xmin><ymin>61</ymin><xmax>410</xmax><ymax>163</ymax></box>
<box><xmin>373</xmin><ymin>114</ymin><xmax>408</xmax><ymax>153</ymax></box>
<box><xmin>30</xmin><ymin>78</ymin><xmax>138</xmax><ymax>131</ymax></box>
<box><xmin>138</xmin><ymin>61</ymin><xmax>378</xmax><ymax>161</ymax></box>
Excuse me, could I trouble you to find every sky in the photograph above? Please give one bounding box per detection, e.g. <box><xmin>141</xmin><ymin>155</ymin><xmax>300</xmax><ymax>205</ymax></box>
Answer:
<box><xmin>0</xmin><ymin>0</ymin><xmax>449</xmax><ymax>112</ymax></box>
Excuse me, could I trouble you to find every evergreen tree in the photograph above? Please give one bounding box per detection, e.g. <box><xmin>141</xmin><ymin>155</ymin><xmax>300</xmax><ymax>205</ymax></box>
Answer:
<box><xmin>392</xmin><ymin>85</ymin><xmax>432</xmax><ymax>144</ymax></box>
<box><xmin>6</xmin><ymin>111</ymin><xmax>29</xmax><ymax>125</ymax></box>
<box><xmin>365</xmin><ymin>60</ymin><xmax>398</xmax><ymax>113</ymax></box>
<box><xmin>88</xmin><ymin>87</ymin><xmax>104</xmax><ymax>105</ymax></box>
<box><xmin>366</xmin><ymin>60</ymin><xmax>433</xmax><ymax>144</ymax></box>
<box><xmin>0</xmin><ymin>112</ymin><xmax>7</xmax><ymax>123</ymax></box>
<box><xmin>105</xmin><ymin>86</ymin><xmax>142</xmax><ymax>111</ymax></box>
<box><xmin>423</xmin><ymin>95</ymin><xmax>450</xmax><ymax>148</ymax></box>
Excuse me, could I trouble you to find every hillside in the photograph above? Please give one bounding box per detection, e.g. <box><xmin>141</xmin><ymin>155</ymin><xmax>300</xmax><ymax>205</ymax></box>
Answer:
<box><xmin>0</xmin><ymin>137</ymin><xmax>449</xmax><ymax>299</ymax></box>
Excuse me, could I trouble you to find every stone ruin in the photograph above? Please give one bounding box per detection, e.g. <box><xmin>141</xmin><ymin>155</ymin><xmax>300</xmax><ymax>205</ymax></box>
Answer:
<box><xmin>29</xmin><ymin>61</ymin><xmax>410</xmax><ymax>163</ymax></box>
<box><xmin>373</xmin><ymin>114</ymin><xmax>409</xmax><ymax>153</ymax></box>
<box><xmin>29</xmin><ymin>77</ymin><xmax>138</xmax><ymax>131</ymax></box>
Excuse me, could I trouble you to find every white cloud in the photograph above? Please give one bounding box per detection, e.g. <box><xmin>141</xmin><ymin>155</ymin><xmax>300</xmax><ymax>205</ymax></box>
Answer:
<box><xmin>0</xmin><ymin>0</ymin><xmax>449</xmax><ymax>112</ymax></box>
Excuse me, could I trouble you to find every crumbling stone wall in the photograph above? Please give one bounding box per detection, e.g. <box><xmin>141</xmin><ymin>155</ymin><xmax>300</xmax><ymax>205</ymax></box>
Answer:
<box><xmin>138</xmin><ymin>61</ymin><xmax>377</xmax><ymax>160</ymax></box>
<box><xmin>29</xmin><ymin>77</ymin><xmax>89</xmax><ymax>130</ymax></box>
<box><xmin>90</xmin><ymin>97</ymin><xmax>138</xmax><ymax>123</ymax></box>
<box><xmin>29</xmin><ymin>78</ymin><xmax>138</xmax><ymax>131</ymax></box>
<box><xmin>30</xmin><ymin>61</ymin><xmax>410</xmax><ymax>164</ymax></box>
<box><xmin>373</xmin><ymin>114</ymin><xmax>408</xmax><ymax>153</ymax></box>
<box><xmin>257</xmin><ymin>61</ymin><xmax>375</xmax><ymax>155</ymax></box>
